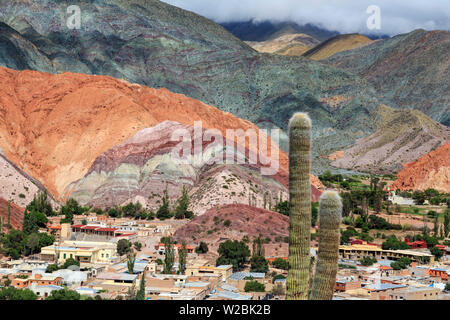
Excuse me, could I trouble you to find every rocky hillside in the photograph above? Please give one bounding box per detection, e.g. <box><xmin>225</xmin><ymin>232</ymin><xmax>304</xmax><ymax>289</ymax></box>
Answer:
<box><xmin>326</xmin><ymin>29</ymin><xmax>450</xmax><ymax>125</ymax></box>
<box><xmin>330</xmin><ymin>105</ymin><xmax>449</xmax><ymax>174</ymax></box>
<box><xmin>66</xmin><ymin>120</ymin><xmax>322</xmax><ymax>213</ymax></box>
<box><xmin>391</xmin><ymin>143</ymin><xmax>450</xmax><ymax>192</ymax></box>
<box><xmin>0</xmin><ymin>153</ymin><xmax>58</xmax><ymax>208</ymax></box>
<box><xmin>0</xmin><ymin>0</ymin><xmax>384</xmax><ymax>172</ymax></box>
<box><xmin>303</xmin><ymin>34</ymin><xmax>372</xmax><ymax>60</ymax></box>
<box><xmin>246</xmin><ymin>33</ymin><xmax>320</xmax><ymax>56</ymax></box>
<box><xmin>0</xmin><ymin>197</ymin><xmax>24</xmax><ymax>230</ymax></box>
<box><xmin>173</xmin><ymin>204</ymin><xmax>289</xmax><ymax>253</ymax></box>
<box><xmin>0</xmin><ymin>66</ymin><xmax>323</xmax><ymax>208</ymax></box>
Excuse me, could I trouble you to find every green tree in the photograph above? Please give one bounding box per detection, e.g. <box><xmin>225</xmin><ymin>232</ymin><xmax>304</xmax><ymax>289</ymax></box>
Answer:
<box><xmin>117</xmin><ymin>239</ymin><xmax>132</xmax><ymax>256</ymax></box>
<box><xmin>135</xmin><ymin>271</ymin><xmax>146</xmax><ymax>300</ymax></box>
<box><xmin>127</xmin><ymin>252</ymin><xmax>136</xmax><ymax>274</ymax></box>
<box><xmin>62</xmin><ymin>257</ymin><xmax>80</xmax><ymax>269</ymax></box>
<box><xmin>162</xmin><ymin>236</ymin><xmax>175</xmax><ymax>274</ymax></box>
<box><xmin>174</xmin><ymin>186</ymin><xmax>192</xmax><ymax>219</ymax></box>
<box><xmin>272</xmin><ymin>258</ymin><xmax>289</xmax><ymax>270</ymax></box>
<box><xmin>0</xmin><ymin>287</ymin><xmax>37</xmax><ymax>300</ymax></box>
<box><xmin>216</xmin><ymin>240</ymin><xmax>250</xmax><ymax>271</ymax></box>
<box><xmin>133</xmin><ymin>241</ymin><xmax>142</xmax><ymax>251</ymax></box>
<box><xmin>157</xmin><ymin>184</ymin><xmax>172</xmax><ymax>220</ymax></box>
<box><xmin>274</xmin><ymin>201</ymin><xmax>289</xmax><ymax>216</ymax></box>
<box><xmin>178</xmin><ymin>241</ymin><xmax>187</xmax><ymax>275</ymax></box>
<box><xmin>25</xmin><ymin>233</ymin><xmax>40</xmax><ymax>255</ymax></box>
<box><xmin>46</xmin><ymin>263</ymin><xmax>59</xmax><ymax>273</ymax></box>
<box><xmin>359</xmin><ymin>256</ymin><xmax>377</xmax><ymax>266</ymax></box>
<box><xmin>250</xmin><ymin>255</ymin><xmax>269</xmax><ymax>273</ymax></box>
<box><xmin>430</xmin><ymin>246</ymin><xmax>444</xmax><ymax>261</ymax></box>
<box><xmin>46</xmin><ymin>288</ymin><xmax>81</xmax><ymax>300</ymax></box>
<box><xmin>244</xmin><ymin>280</ymin><xmax>265</xmax><ymax>292</ymax></box>
<box><xmin>195</xmin><ymin>241</ymin><xmax>208</xmax><ymax>254</ymax></box>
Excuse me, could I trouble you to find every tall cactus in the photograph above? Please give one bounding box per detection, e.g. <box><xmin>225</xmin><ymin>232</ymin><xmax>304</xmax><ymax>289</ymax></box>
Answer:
<box><xmin>286</xmin><ymin>112</ymin><xmax>342</xmax><ymax>300</ymax></box>
<box><xmin>310</xmin><ymin>191</ymin><xmax>342</xmax><ymax>300</ymax></box>
<box><xmin>286</xmin><ymin>113</ymin><xmax>312</xmax><ymax>300</ymax></box>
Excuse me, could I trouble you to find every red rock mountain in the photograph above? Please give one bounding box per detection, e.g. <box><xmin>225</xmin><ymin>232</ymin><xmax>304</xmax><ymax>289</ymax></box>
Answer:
<box><xmin>391</xmin><ymin>143</ymin><xmax>449</xmax><ymax>192</ymax></box>
<box><xmin>0</xmin><ymin>198</ymin><xmax>24</xmax><ymax>230</ymax></box>
<box><xmin>0</xmin><ymin>66</ymin><xmax>321</xmax><ymax>208</ymax></box>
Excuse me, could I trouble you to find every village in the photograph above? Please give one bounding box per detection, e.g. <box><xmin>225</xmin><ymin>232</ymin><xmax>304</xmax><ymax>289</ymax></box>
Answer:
<box><xmin>0</xmin><ymin>182</ymin><xmax>449</xmax><ymax>300</ymax></box>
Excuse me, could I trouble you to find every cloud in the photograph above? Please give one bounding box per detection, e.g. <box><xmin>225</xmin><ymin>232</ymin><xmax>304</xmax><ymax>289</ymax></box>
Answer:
<box><xmin>161</xmin><ymin>0</ymin><xmax>450</xmax><ymax>35</ymax></box>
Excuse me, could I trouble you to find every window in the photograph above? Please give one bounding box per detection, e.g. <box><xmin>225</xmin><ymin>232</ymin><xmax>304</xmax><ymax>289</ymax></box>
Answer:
<box><xmin>70</xmin><ymin>254</ymin><xmax>73</xmax><ymax>258</ymax></box>
<box><xmin>63</xmin><ymin>253</ymin><xmax>66</xmax><ymax>259</ymax></box>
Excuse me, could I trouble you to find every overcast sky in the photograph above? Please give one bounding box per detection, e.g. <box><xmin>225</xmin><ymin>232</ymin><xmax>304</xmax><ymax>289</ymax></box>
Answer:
<box><xmin>162</xmin><ymin>0</ymin><xmax>450</xmax><ymax>36</ymax></box>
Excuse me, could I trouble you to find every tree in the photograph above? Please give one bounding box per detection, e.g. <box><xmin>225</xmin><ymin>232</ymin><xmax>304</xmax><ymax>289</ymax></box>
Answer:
<box><xmin>174</xmin><ymin>186</ymin><xmax>192</xmax><ymax>219</ymax></box>
<box><xmin>26</xmin><ymin>191</ymin><xmax>54</xmax><ymax>217</ymax></box>
<box><xmin>216</xmin><ymin>240</ymin><xmax>250</xmax><ymax>271</ymax></box>
<box><xmin>134</xmin><ymin>241</ymin><xmax>142</xmax><ymax>251</ymax></box>
<box><xmin>250</xmin><ymin>255</ymin><xmax>269</xmax><ymax>273</ymax></box>
<box><xmin>382</xmin><ymin>236</ymin><xmax>410</xmax><ymax>250</ymax></box>
<box><xmin>391</xmin><ymin>257</ymin><xmax>411</xmax><ymax>270</ymax></box>
<box><xmin>272</xmin><ymin>283</ymin><xmax>285</xmax><ymax>296</ymax></box>
<box><xmin>444</xmin><ymin>210</ymin><xmax>450</xmax><ymax>238</ymax></box>
<box><xmin>244</xmin><ymin>280</ymin><xmax>265</xmax><ymax>292</ymax></box>
<box><xmin>272</xmin><ymin>258</ymin><xmax>289</xmax><ymax>270</ymax></box>
<box><xmin>195</xmin><ymin>241</ymin><xmax>208</xmax><ymax>254</ymax></box>
<box><xmin>135</xmin><ymin>271</ymin><xmax>146</xmax><ymax>300</ymax></box>
<box><xmin>430</xmin><ymin>247</ymin><xmax>444</xmax><ymax>261</ymax></box>
<box><xmin>117</xmin><ymin>239</ymin><xmax>132</xmax><ymax>256</ymax></box>
<box><xmin>127</xmin><ymin>252</ymin><xmax>136</xmax><ymax>274</ymax></box>
<box><xmin>359</xmin><ymin>256</ymin><xmax>377</xmax><ymax>266</ymax></box>
<box><xmin>178</xmin><ymin>241</ymin><xmax>187</xmax><ymax>275</ymax></box>
<box><xmin>62</xmin><ymin>257</ymin><xmax>80</xmax><ymax>269</ymax></box>
<box><xmin>46</xmin><ymin>263</ymin><xmax>59</xmax><ymax>273</ymax></box>
<box><xmin>0</xmin><ymin>287</ymin><xmax>37</xmax><ymax>300</ymax></box>
<box><xmin>46</xmin><ymin>288</ymin><xmax>81</xmax><ymax>300</ymax></box>
<box><xmin>25</xmin><ymin>233</ymin><xmax>40</xmax><ymax>255</ymax></box>
<box><xmin>157</xmin><ymin>184</ymin><xmax>172</xmax><ymax>220</ymax></box>
<box><xmin>274</xmin><ymin>201</ymin><xmax>289</xmax><ymax>216</ymax></box>
<box><xmin>162</xmin><ymin>236</ymin><xmax>175</xmax><ymax>274</ymax></box>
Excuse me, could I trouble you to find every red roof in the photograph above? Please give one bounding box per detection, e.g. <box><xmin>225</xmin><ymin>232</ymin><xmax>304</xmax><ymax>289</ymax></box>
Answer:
<box><xmin>81</xmin><ymin>226</ymin><xmax>99</xmax><ymax>230</ymax></box>
<box><xmin>71</xmin><ymin>224</ymin><xmax>84</xmax><ymax>229</ymax></box>
<box><xmin>96</xmin><ymin>228</ymin><xmax>117</xmax><ymax>232</ymax></box>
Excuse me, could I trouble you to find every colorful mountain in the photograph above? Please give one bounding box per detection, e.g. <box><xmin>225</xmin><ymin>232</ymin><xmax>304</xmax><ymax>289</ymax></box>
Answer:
<box><xmin>303</xmin><ymin>34</ymin><xmax>372</xmax><ymax>60</ymax></box>
<box><xmin>246</xmin><ymin>33</ymin><xmax>320</xmax><ymax>56</ymax></box>
<box><xmin>391</xmin><ymin>143</ymin><xmax>450</xmax><ymax>192</ymax></box>
<box><xmin>330</xmin><ymin>105</ymin><xmax>449</xmax><ymax>174</ymax></box>
<box><xmin>0</xmin><ymin>197</ymin><xmax>24</xmax><ymax>230</ymax></box>
<box><xmin>326</xmin><ymin>29</ymin><xmax>450</xmax><ymax>125</ymax></box>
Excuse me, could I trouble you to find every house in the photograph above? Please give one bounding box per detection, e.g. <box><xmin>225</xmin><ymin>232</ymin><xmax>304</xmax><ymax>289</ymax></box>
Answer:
<box><xmin>404</xmin><ymin>238</ymin><xmax>427</xmax><ymax>249</ymax></box>
<box><xmin>427</xmin><ymin>267</ymin><xmax>448</xmax><ymax>281</ymax></box>
<box><xmin>11</xmin><ymin>273</ymin><xmax>63</xmax><ymax>289</ymax></box>
<box><xmin>389</xmin><ymin>287</ymin><xmax>441</xmax><ymax>300</ymax></box>
<box><xmin>40</xmin><ymin>240</ymin><xmax>117</xmax><ymax>265</ymax></box>
<box><xmin>28</xmin><ymin>283</ymin><xmax>63</xmax><ymax>298</ymax></box>
<box><xmin>185</xmin><ymin>264</ymin><xmax>233</xmax><ymax>281</ymax></box>
<box><xmin>335</xmin><ymin>277</ymin><xmax>362</xmax><ymax>292</ymax></box>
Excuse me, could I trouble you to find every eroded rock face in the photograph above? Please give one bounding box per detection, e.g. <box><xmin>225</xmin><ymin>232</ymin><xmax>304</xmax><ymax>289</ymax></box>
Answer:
<box><xmin>0</xmin><ymin>197</ymin><xmax>24</xmax><ymax>230</ymax></box>
<box><xmin>391</xmin><ymin>143</ymin><xmax>450</xmax><ymax>192</ymax></box>
<box><xmin>0</xmin><ymin>153</ymin><xmax>58</xmax><ymax>208</ymax></box>
<box><xmin>0</xmin><ymin>66</ymin><xmax>288</xmax><ymax>200</ymax></box>
<box><xmin>66</xmin><ymin>121</ymin><xmax>321</xmax><ymax>213</ymax></box>
<box><xmin>330</xmin><ymin>105</ymin><xmax>449</xmax><ymax>174</ymax></box>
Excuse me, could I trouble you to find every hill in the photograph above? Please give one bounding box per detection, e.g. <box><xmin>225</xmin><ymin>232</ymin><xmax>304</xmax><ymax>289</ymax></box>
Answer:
<box><xmin>0</xmin><ymin>0</ymin><xmax>384</xmax><ymax>173</ymax></box>
<box><xmin>326</xmin><ymin>29</ymin><xmax>450</xmax><ymax>125</ymax></box>
<box><xmin>221</xmin><ymin>21</ymin><xmax>339</xmax><ymax>42</ymax></box>
<box><xmin>246</xmin><ymin>33</ymin><xmax>320</xmax><ymax>56</ymax></box>
<box><xmin>330</xmin><ymin>105</ymin><xmax>449</xmax><ymax>174</ymax></box>
<box><xmin>303</xmin><ymin>34</ymin><xmax>372</xmax><ymax>60</ymax></box>
<box><xmin>173</xmin><ymin>204</ymin><xmax>289</xmax><ymax>253</ymax></box>
<box><xmin>391</xmin><ymin>143</ymin><xmax>450</xmax><ymax>192</ymax></box>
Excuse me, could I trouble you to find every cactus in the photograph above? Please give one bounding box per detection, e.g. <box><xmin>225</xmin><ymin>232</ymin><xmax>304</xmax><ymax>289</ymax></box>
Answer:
<box><xmin>286</xmin><ymin>113</ymin><xmax>342</xmax><ymax>300</ymax></box>
<box><xmin>310</xmin><ymin>191</ymin><xmax>342</xmax><ymax>300</ymax></box>
<box><xmin>286</xmin><ymin>113</ymin><xmax>312</xmax><ymax>300</ymax></box>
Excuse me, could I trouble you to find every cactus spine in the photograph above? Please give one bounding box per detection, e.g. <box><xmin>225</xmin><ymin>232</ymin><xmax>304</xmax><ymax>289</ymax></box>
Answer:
<box><xmin>286</xmin><ymin>113</ymin><xmax>311</xmax><ymax>300</ymax></box>
<box><xmin>310</xmin><ymin>191</ymin><xmax>342</xmax><ymax>300</ymax></box>
<box><xmin>286</xmin><ymin>113</ymin><xmax>342</xmax><ymax>300</ymax></box>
